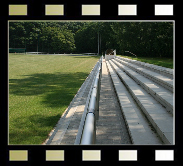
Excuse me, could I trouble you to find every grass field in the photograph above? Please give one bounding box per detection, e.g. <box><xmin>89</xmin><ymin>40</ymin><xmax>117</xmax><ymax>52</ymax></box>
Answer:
<box><xmin>9</xmin><ymin>54</ymin><xmax>99</xmax><ymax>144</ymax></box>
<box><xmin>118</xmin><ymin>55</ymin><xmax>174</xmax><ymax>69</ymax></box>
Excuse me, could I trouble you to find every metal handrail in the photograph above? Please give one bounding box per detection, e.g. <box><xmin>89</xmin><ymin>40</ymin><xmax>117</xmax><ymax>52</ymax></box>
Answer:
<box><xmin>80</xmin><ymin>56</ymin><xmax>102</xmax><ymax>145</ymax></box>
<box><xmin>125</xmin><ymin>51</ymin><xmax>138</xmax><ymax>57</ymax></box>
<box><xmin>74</xmin><ymin>58</ymin><xmax>101</xmax><ymax>145</ymax></box>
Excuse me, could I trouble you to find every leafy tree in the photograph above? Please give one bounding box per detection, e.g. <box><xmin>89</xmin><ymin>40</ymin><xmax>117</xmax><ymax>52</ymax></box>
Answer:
<box><xmin>75</xmin><ymin>22</ymin><xmax>98</xmax><ymax>53</ymax></box>
<box><xmin>111</xmin><ymin>22</ymin><xmax>173</xmax><ymax>57</ymax></box>
<box><xmin>9</xmin><ymin>21</ymin><xmax>173</xmax><ymax>57</ymax></box>
<box><xmin>9</xmin><ymin>22</ymin><xmax>75</xmax><ymax>53</ymax></box>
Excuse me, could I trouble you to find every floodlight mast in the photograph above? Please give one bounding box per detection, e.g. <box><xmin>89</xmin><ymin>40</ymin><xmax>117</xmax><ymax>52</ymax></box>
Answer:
<box><xmin>36</xmin><ymin>29</ymin><xmax>40</xmax><ymax>54</ymax></box>
<box><xmin>97</xmin><ymin>31</ymin><xmax>102</xmax><ymax>56</ymax></box>
<box><xmin>98</xmin><ymin>31</ymin><xmax>99</xmax><ymax>55</ymax></box>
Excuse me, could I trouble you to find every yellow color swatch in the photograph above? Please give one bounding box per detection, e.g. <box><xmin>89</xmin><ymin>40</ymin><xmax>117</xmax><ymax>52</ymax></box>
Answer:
<box><xmin>82</xmin><ymin>150</ymin><xmax>101</xmax><ymax>161</ymax></box>
<box><xmin>82</xmin><ymin>5</ymin><xmax>100</xmax><ymax>15</ymax></box>
<box><xmin>45</xmin><ymin>5</ymin><xmax>64</xmax><ymax>15</ymax></box>
<box><xmin>9</xmin><ymin>150</ymin><xmax>28</xmax><ymax>161</ymax></box>
<box><xmin>9</xmin><ymin>5</ymin><xmax>27</xmax><ymax>15</ymax></box>
<box><xmin>119</xmin><ymin>150</ymin><xmax>137</xmax><ymax>161</ymax></box>
<box><xmin>118</xmin><ymin>5</ymin><xmax>137</xmax><ymax>15</ymax></box>
<box><xmin>46</xmin><ymin>150</ymin><xmax>64</xmax><ymax>161</ymax></box>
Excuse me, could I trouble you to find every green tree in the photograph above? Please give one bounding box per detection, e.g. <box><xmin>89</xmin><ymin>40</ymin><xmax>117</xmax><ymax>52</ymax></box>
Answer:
<box><xmin>9</xmin><ymin>22</ymin><xmax>76</xmax><ymax>53</ymax></box>
<box><xmin>9</xmin><ymin>21</ymin><xmax>173</xmax><ymax>57</ymax></box>
<box><xmin>75</xmin><ymin>22</ymin><xmax>98</xmax><ymax>53</ymax></box>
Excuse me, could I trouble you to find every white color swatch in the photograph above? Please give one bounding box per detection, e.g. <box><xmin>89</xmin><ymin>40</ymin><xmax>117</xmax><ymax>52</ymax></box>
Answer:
<box><xmin>155</xmin><ymin>150</ymin><xmax>174</xmax><ymax>161</ymax></box>
<box><xmin>155</xmin><ymin>5</ymin><xmax>173</xmax><ymax>15</ymax></box>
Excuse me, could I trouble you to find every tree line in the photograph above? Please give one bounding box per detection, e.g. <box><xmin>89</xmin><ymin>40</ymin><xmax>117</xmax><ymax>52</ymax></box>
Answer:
<box><xmin>9</xmin><ymin>21</ymin><xmax>173</xmax><ymax>57</ymax></box>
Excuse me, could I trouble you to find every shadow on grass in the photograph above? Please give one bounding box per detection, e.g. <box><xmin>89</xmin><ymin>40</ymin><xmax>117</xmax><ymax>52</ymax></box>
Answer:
<box><xmin>9</xmin><ymin>114</ymin><xmax>61</xmax><ymax>144</ymax></box>
<box><xmin>9</xmin><ymin>72</ymin><xmax>89</xmax><ymax>144</ymax></box>
<box><xmin>9</xmin><ymin>72</ymin><xmax>89</xmax><ymax>108</ymax></box>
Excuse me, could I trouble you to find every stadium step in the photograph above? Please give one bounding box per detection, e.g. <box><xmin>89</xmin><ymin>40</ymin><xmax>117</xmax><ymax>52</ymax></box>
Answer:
<box><xmin>117</xmin><ymin>56</ymin><xmax>173</xmax><ymax>79</ymax></box>
<box><xmin>95</xmin><ymin>59</ymin><xmax>132</xmax><ymax>144</ymax></box>
<box><xmin>108</xmin><ymin>59</ymin><xmax>173</xmax><ymax>144</ymax></box>
<box><xmin>116</xmin><ymin>57</ymin><xmax>173</xmax><ymax>92</ymax></box>
<box><xmin>106</xmin><ymin>61</ymin><xmax>163</xmax><ymax>144</ymax></box>
<box><xmin>111</xmin><ymin>58</ymin><xmax>173</xmax><ymax>114</ymax></box>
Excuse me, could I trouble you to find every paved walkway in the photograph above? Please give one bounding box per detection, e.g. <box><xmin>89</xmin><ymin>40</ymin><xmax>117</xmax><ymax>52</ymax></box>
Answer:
<box><xmin>95</xmin><ymin>59</ymin><xmax>131</xmax><ymax>144</ymax></box>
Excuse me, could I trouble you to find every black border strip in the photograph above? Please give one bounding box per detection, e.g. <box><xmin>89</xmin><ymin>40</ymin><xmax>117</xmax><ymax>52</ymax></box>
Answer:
<box><xmin>1</xmin><ymin>1</ymin><xmax>180</xmax><ymax>166</ymax></box>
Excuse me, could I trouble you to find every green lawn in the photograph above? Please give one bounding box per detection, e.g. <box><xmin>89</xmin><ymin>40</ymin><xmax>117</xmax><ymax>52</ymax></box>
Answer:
<box><xmin>117</xmin><ymin>55</ymin><xmax>174</xmax><ymax>69</ymax></box>
<box><xmin>9</xmin><ymin>54</ymin><xmax>99</xmax><ymax>144</ymax></box>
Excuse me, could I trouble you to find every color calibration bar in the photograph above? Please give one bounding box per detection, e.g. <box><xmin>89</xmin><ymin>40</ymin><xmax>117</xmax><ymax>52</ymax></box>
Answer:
<box><xmin>9</xmin><ymin>150</ymin><xmax>174</xmax><ymax>161</ymax></box>
<box><xmin>8</xmin><ymin>4</ymin><xmax>174</xmax><ymax>16</ymax></box>
<box><xmin>9</xmin><ymin>5</ymin><xmax>27</xmax><ymax>15</ymax></box>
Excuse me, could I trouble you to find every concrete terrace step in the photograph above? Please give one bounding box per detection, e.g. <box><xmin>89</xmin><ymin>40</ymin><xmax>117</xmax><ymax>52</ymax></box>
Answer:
<box><xmin>106</xmin><ymin>61</ymin><xmax>163</xmax><ymax>145</ymax></box>
<box><xmin>109</xmin><ymin>60</ymin><xmax>173</xmax><ymax>144</ymax></box>
<box><xmin>44</xmin><ymin>60</ymin><xmax>100</xmax><ymax>145</ymax></box>
<box><xmin>112</xmin><ymin>59</ymin><xmax>173</xmax><ymax>114</ymax></box>
<box><xmin>95</xmin><ymin>59</ymin><xmax>131</xmax><ymax>144</ymax></box>
<box><xmin>116</xmin><ymin>57</ymin><xmax>173</xmax><ymax>92</ymax></box>
<box><xmin>117</xmin><ymin>56</ymin><xmax>173</xmax><ymax>79</ymax></box>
